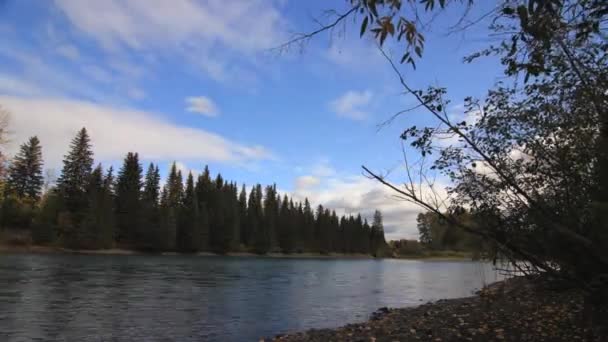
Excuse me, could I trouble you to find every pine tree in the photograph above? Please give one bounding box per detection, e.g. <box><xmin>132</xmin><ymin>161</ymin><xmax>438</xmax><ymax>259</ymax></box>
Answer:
<box><xmin>57</xmin><ymin>127</ymin><xmax>94</xmax><ymax>214</ymax></box>
<box><xmin>80</xmin><ymin>164</ymin><xmax>114</xmax><ymax>249</ymax></box>
<box><xmin>262</xmin><ymin>185</ymin><xmax>279</xmax><ymax>252</ymax></box>
<box><xmin>115</xmin><ymin>152</ymin><xmax>143</xmax><ymax>245</ymax></box>
<box><xmin>220</xmin><ymin>182</ymin><xmax>239</xmax><ymax>252</ymax></box>
<box><xmin>167</xmin><ymin>163</ymin><xmax>183</xmax><ymax>207</ymax></box>
<box><xmin>32</xmin><ymin>189</ymin><xmax>61</xmax><ymax>244</ymax></box>
<box><xmin>370</xmin><ymin>210</ymin><xmax>387</xmax><ymax>256</ymax></box>
<box><xmin>159</xmin><ymin>185</ymin><xmax>177</xmax><ymax>251</ymax></box>
<box><xmin>194</xmin><ymin>169</ymin><xmax>211</xmax><ymax>251</ymax></box>
<box><xmin>238</xmin><ymin>184</ymin><xmax>248</xmax><ymax>247</ymax></box>
<box><xmin>141</xmin><ymin>163</ymin><xmax>162</xmax><ymax>250</ymax></box>
<box><xmin>143</xmin><ymin>164</ymin><xmax>160</xmax><ymax>204</ymax></box>
<box><xmin>246</xmin><ymin>184</ymin><xmax>260</xmax><ymax>251</ymax></box>
<box><xmin>55</xmin><ymin>128</ymin><xmax>94</xmax><ymax>245</ymax></box>
<box><xmin>178</xmin><ymin>172</ymin><xmax>196</xmax><ymax>252</ymax></box>
<box><xmin>161</xmin><ymin>163</ymin><xmax>183</xmax><ymax>250</ymax></box>
<box><xmin>6</xmin><ymin>136</ymin><xmax>44</xmax><ymax>201</ymax></box>
<box><xmin>302</xmin><ymin>198</ymin><xmax>315</xmax><ymax>252</ymax></box>
<box><xmin>278</xmin><ymin>194</ymin><xmax>294</xmax><ymax>253</ymax></box>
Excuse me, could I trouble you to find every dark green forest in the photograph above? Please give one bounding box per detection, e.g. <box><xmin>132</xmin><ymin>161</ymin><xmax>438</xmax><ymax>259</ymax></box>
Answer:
<box><xmin>1</xmin><ymin>128</ymin><xmax>388</xmax><ymax>255</ymax></box>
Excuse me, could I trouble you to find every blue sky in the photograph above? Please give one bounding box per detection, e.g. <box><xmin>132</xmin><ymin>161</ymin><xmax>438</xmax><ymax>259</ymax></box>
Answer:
<box><xmin>0</xmin><ymin>0</ymin><xmax>501</xmax><ymax>239</ymax></box>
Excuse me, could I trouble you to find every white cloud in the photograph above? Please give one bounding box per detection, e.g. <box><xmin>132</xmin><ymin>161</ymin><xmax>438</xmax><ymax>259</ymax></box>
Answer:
<box><xmin>0</xmin><ymin>75</ymin><xmax>44</xmax><ymax>96</ymax></box>
<box><xmin>329</xmin><ymin>90</ymin><xmax>373</xmax><ymax>120</ymax></box>
<box><xmin>53</xmin><ymin>0</ymin><xmax>287</xmax><ymax>84</ymax></box>
<box><xmin>0</xmin><ymin>46</ymin><xmax>111</xmax><ymax>101</ymax></box>
<box><xmin>295</xmin><ymin>175</ymin><xmax>321</xmax><ymax>189</ymax></box>
<box><xmin>81</xmin><ymin>65</ymin><xmax>113</xmax><ymax>83</ymax></box>
<box><xmin>55</xmin><ymin>44</ymin><xmax>80</xmax><ymax>61</ymax></box>
<box><xmin>1</xmin><ymin>95</ymin><xmax>272</xmax><ymax>169</ymax></box>
<box><xmin>325</xmin><ymin>39</ymin><xmax>381</xmax><ymax>69</ymax></box>
<box><xmin>186</xmin><ymin>96</ymin><xmax>220</xmax><ymax>117</ymax></box>
<box><xmin>126</xmin><ymin>86</ymin><xmax>146</xmax><ymax>101</ymax></box>
<box><xmin>291</xmin><ymin>167</ymin><xmax>449</xmax><ymax>241</ymax></box>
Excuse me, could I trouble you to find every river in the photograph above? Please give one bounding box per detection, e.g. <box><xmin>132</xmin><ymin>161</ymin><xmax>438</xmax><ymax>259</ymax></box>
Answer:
<box><xmin>0</xmin><ymin>253</ymin><xmax>501</xmax><ymax>341</ymax></box>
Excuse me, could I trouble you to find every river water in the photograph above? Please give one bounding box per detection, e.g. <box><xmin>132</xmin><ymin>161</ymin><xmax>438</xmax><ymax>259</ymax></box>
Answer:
<box><xmin>0</xmin><ymin>253</ymin><xmax>501</xmax><ymax>341</ymax></box>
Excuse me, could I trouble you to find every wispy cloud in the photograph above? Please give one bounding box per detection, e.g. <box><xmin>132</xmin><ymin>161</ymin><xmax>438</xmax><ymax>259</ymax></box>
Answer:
<box><xmin>53</xmin><ymin>0</ymin><xmax>288</xmax><ymax>84</ymax></box>
<box><xmin>1</xmin><ymin>95</ymin><xmax>273</xmax><ymax>169</ymax></box>
<box><xmin>186</xmin><ymin>96</ymin><xmax>220</xmax><ymax>117</ymax></box>
<box><xmin>55</xmin><ymin>44</ymin><xmax>80</xmax><ymax>61</ymax></box>
<box><xmin>290</xmin><ymin>161</ymin><xmax>448</xmax><ymax>240</ymax></box>
<box><xmin>329</xmin><ymin>90</ymin><xmax>373</xmax><ymax>120</ymax></box>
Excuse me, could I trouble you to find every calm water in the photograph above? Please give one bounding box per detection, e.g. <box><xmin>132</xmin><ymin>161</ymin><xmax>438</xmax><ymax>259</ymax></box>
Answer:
<box><xmin>0</xmin><ymin>254</ymin><xmax>501</xmax><ymax>341</ymax></box>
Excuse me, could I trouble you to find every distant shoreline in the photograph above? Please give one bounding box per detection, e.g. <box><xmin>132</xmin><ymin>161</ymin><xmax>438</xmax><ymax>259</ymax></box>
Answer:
<box><xmin>0</xmin><ymin>244</ymin><xmax>374</xmax><ymax>259</ymax></box>
<box><xmin>0</xmin><ymin>243</ymin><xmax>473</xmax><ymax>260</ymax></box>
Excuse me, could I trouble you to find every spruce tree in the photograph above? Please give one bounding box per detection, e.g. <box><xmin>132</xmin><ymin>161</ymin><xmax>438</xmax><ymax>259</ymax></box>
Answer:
<box><xmin>302</xmin><ymin>198</ymin><xmax>315</xmax><ymax>252</ymax></box>
<box><xmin>80</xmin><ymin>164</ymin><xmax>114</xmax><ymax>249</ymax></box>
<box><xmin>143</xmin><ymin>163</ymin><xmax>160</xmax><ymax>204</ymax></box>
<box><xmin>262</xmin><ymin>185</ymin><xmax>279</xmax><ymax>252</ymax></box>
<box><xmin>179</xmin><ymin>172</ymin><xmax>203</xmax><ymax>252</ymax></box>
<box><xmin>32</xmin><ymin>189</ymin><xmax>61</xmax><ymax>244</ymax></box>
<box><xmin>115</xmin><ymin>152</ymin><xmax>143</xmax><ymax>245</ymax></box>
<box><xmin>238</xmin><ymin>184</ymin><xmax>248</xmax><ymax>247</ymax></box>
<box><xmin>194</xmin><ymin>169</ymin><xmax>211</xmax><ymax>251</ymax></box>
<box><xmin>159</xmin><ymin>185</ymin><xmax>177</xmax><ymax>251</ymax></box>
<box><xmin>141</xmin><ymin>163</ymin><xmax>162</xmax><ymax>250</ymax></box>
<box><xmin>246</xmin><ymin>184</ymin><xmax>262</xmax><ymax>251</ymax></box>
<box><xmin>370</xmin><ymin>210</ymin><xmax>387</xmax><ymax>256</ymax></box>
<box><xmin>161</xmin><ymin>163</ymin><xmax>183</xmax><ymax>250</ymax></box>
<box><xmin>278</xmin><ymin>194</ymin><xmax>294</xmax><ymax>253</ymax></box>
<box><xmin>57</xmin><ymin>127</ymin><xmax>94</xmax><ymax>214</ymax></box>
<box><xmin>220</xmin><ymin>182</ymin><xmax>239</xmax><ymax>252</ymax></box>
<box><xmin>6</xmin><ymin>136</ymin><xmax>44</xmax><ymax>201</ymax></box>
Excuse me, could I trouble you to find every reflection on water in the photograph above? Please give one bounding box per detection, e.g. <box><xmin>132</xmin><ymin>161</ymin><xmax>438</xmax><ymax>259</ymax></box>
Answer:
<box><xmin>0</xmin><ymin>254</ymin><xmax>502</xmax><ymax>341</ymax></box>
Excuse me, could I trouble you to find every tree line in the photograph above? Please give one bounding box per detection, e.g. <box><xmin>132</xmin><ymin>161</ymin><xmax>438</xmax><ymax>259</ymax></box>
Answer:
<box><xmin>386</xmin><ymin>210</ymin><xmax>489</xmax><ymax>258</ymax></box>
<box><xmin>1</xmin><ymin>128</ymin><xmax>387</xmax><ymax>255</ymax></box>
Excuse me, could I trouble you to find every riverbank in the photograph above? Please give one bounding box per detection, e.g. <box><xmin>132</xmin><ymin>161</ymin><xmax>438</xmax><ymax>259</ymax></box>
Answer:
<box><xmin>0</xmin><ymin>242</ymin><xmax>473</xmax><ymax>260</ymax></box>
<box><xmin>0</xmin><ymin>243</ymin><xmax>377</xmax><ymax>259</ymax></box>
<box><xmin>0</xmin><ymin>244</ymin><xmax>475</xmax><ymax>260</ymax></box>
<box><xmin>271</xmin><ymin>276</ymin><xmax>599</xmax><ymax>342</ymax></box>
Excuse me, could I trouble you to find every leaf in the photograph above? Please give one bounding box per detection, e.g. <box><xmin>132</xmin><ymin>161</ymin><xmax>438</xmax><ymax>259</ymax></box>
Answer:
<box><xmin>380</xmin><ymin>29</ymin><xmax>388</xmax><ymax>46</ymax></box>
<box><xmin>360</xmin><ymin>16</ymin><xmax>369</xmax><ymax>37</ymax></box>
<box><xmin>369</xmin><ymin>1</ymin><xmax>379</xmax><ymax>17</ymax></box>
<box><xmin>401</xmin><ymin>52</ymin><xmax>410</xmax><ymax>64</ymax></box>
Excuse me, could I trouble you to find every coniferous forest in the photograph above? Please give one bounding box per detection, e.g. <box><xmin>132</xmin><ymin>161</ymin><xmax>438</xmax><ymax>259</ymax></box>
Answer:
<box><xmin>1</xmin><ymin>127</ymin><xmax>388</xmax><ymax>255</ymax></box>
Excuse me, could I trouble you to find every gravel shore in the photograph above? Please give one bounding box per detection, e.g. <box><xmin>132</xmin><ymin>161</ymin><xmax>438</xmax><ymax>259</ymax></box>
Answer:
<box><xmin>270</xmin><ymin>276</ymin><xmax>601</xmax><ymax>342</ymax></box>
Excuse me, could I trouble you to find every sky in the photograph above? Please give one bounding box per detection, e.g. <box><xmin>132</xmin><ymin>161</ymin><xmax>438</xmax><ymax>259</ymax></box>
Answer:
<box><xmin>0</xmin><ymin>0</ymin><xmax>502</xmax><ymax>240</ymax></box>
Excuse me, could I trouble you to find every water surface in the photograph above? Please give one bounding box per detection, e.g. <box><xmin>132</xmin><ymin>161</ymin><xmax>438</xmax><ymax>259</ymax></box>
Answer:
<box><xmin>0</xmin><ymin>254</ymin><xmax>501</xmax><ymax>341</ymax></box>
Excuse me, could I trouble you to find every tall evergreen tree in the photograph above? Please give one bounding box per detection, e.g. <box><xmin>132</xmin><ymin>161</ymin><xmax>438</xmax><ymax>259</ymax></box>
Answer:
<box><xmin>246</xmin><ymin>184</ymin><xmax>262</xmax><ymax>251</ymax></box>
<box><xmin>80</xmin><ymin>164</ymin><xmax>114</xmax><ymax>249</ymax></box>
<box><xmin>370</xmin><ymin>210</ymin><xmax>387</xmax><ymax>256</ymax></box>
<box><xmin>160</xmin><ymin>163</ymin><xmax>183</xmax><ymax>250</ymax></box>
<box><xmin>159</xmin><ymin>185</ymin><xmax>177</xmax><ymax>251</ymax></box>
<box><xmin>194</xmin><ymin>169</ymin><xmax>211</xmax><ymax>251</ymax></box>
<box><xmin>278</xmin><ymin>194</ymin><xmax>294</xmax><ymax>253</ymax></box>
<box><xmin>179</xmin><ymin>172</ymin><xmax>202</xmax><ymax>252</ymax></box>
<box><xmin>143</xmin><ymin>164</ymin><xmax>160</xmax><ymax>204</ymax></box>
<box><xmin>141</xmin><ymin>163</ymin><xmax>162</xmax><ymax>250</ymax></box>
<box><xmin>238</xmin><ymin>184</ymin><xmax>248</xmax><ymax>247</ymax></box>
<box><xmin>262</xmin><ymin>185</ymin><xmax>279</xmax><ymax>251</ymax></box>
<box><xmin>6</xmin><ymin>136</ymin><xmax>44</xmax><ymax>201</ymax></box>
<box><xmin>31</xmin><ymin>189</ymin><xmax>61</xmax><ymax>244</ymax></box>
<box><xmin>115</xmin><ymin>152</ymin><xmax>143</xmax><ymax>245</ymax></box>
<box><xmin>57</xmin><ymin>127</ymin><xmax>94</xmax><ymax>214</ymax></box>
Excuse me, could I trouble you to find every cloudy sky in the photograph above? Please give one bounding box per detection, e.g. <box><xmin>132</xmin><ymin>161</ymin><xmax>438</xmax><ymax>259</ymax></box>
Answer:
<box><xmin>0</xmin><ymin>0</ymin><xmax>501</xmax><ymax>240</ymax></box>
